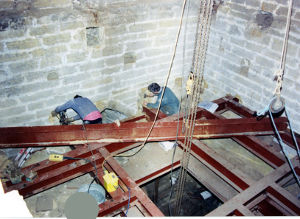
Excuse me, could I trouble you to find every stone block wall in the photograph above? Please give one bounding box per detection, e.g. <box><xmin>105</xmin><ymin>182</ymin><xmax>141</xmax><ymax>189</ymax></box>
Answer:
<box><xmin>1</xmin><ymin>0</ymin><xmax>299</xmax><ymax>133</ymax></box>
<box><xmin>202</xmin><ymin>0</ymin><xmax>300</xmax><ymax>132</ymax></box>
<box><xmin>0</xmin><ymin>0</ymin><xmax>199</xmax><ymax>126</ymax></box>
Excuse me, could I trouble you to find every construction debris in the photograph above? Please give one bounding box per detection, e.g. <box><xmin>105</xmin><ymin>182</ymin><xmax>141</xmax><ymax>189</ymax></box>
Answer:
<box><xmin>0</xmin><ymin>151</ymin><xmax>24</xmax><ymax>184</ymax></box>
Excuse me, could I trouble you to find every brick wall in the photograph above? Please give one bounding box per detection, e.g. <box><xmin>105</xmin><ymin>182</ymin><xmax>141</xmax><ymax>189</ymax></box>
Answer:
<box><xmin>0</xmin><ymin>0</ymin><xmax>198</xmax><ymax>126</ymax></box>
<box><xmin>1</xmin><ymin>0</ymin><xmax>299</xmax><ymax>133</ymax></box>
<box><xmin>202</xmin><ymin>0</ymin><xmax>300</xmax><ymax>132</ymax></box>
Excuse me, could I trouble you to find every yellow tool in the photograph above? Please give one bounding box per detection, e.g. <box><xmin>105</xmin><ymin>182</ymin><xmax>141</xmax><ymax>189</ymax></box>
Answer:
<box><xmin>49</xmin><ymin>154</ymin><xmax>64</xmax><ymax>162</ymax></box>
<box><xmin>103</xmin><ymin>170</ymin><xmax>119</xmax><ymax>192</ymax></box>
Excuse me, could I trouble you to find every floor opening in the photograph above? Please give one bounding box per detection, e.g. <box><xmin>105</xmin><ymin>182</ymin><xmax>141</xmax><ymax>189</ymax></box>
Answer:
<box><xmin>141</xmin><ymin>168</ymin><xmax>223</xmax><ymax>216</ymax></box>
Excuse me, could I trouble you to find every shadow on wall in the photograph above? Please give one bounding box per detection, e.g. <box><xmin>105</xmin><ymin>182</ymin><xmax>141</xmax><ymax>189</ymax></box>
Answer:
<box><xmin>105</xmin><ymin>100</ymin><xmax>135</xmax><ymax>118</ymax></box>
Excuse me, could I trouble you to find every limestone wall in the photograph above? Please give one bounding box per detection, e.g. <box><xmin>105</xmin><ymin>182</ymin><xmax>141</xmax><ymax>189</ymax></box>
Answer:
<box><xmin>202</xmin><ymin>0</ymin><xmax>300</xmax><ymax>132</ymax></box>
<box><xmin>0</xmin><ymin>0</ymin><xmax>198</xmax><ymax>126</ymax></box>
<box><xmin>1</xmin><ymin>0</ymin><xmax>300</xmax><ymax>133</ymax></box>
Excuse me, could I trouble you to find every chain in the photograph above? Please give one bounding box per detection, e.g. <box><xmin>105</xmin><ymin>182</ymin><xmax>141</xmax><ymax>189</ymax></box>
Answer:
<box><xmin>174</xmin><ymin>0</ymin><xmax>213</xmax><ymax>215</ymax></box>
<box><xmin>183</xmin><ymin>0</ymin><xmax>214</xmax><ymax>180</ymax></box>
<box><xmin>174</xmin><ymin>0</ymin><xmax>206</xmax><ymax>210</ymax></box>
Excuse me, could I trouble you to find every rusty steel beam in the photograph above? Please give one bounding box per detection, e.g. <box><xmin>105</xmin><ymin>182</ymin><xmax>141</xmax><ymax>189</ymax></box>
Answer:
<box><xmin>2</xmin><ymin>142</ymin><xmax>142</xmax><ymax>196</ymax></box>
<box><xmin>256</xmin><ymin>198</ymin><xmax>285</xmax><ymax>216</ymax></box>
<box><xmin>16</xmin><ymin>152</ymin><xmax>104</xmax><ymax>197</ymax></box>
<box><xmin>223</xmin><ymin>95</ymin><xmax>254</xmax><ymax>118</ymax></box>
<box><xmin>135</xmin><ymin>160</ymin><xmax>181</xmax><ymax>186</ymax></box>
<box><xmin>186</xmin><ymin>141</ymin><xmax>251</xmax><ymax>191</ymax></box>
<box><xmin>143</xmin><ymin>103</ymin><xmax>284</xmax><ymax>192</ymax></box>
<box><xmin>145</xmin><ymin>98</ymin><xmax>287</xmax><ymax>169</ymax></box>
<box><xmin>224</xmin><ymin>95</ymin><xmax>300</xmax><ymax>151</ymax></box>
<box><xmin>98</xmin><ymin>196</ymin><xmax>137</xmax><ymax>217</ymax></box>
<box><xmin>143</xmin><ymin>95</ymin><xmax>230</xmax><ymax>121</ymax></box>
<box><xmin>280</xmin><ymin>132</ymin><xmax>300</xmax><ymax>151</ymax></box>
<box><xmin>233</xmin><ymin>136</ymin><xmax>285</xmax><ymax>168</ymax></box>
<box><xmin>143</xmin><ymin>100</ymin><xmax>287</xmax><ymax>193</ymax></box>
<box><xmin>99</xmin><ymin>147</ymin><xmax>164</xmax><ymax>217</ymax></box>
<box><xmin>0</xmin><ymin>117</ymin><xmax>288</xmax><ymax>147</ymax></box>
<box><xmin>4</xmin><ymin>140</ymin><xmax>169</xmax><ymax>214</ymax></box>
<box><xmin>206</xmin><ymin>157</ymin><xmax>300</xmax><ymax>216</ymax></box>
<box><xmin>4</xmin><ymin>141</ymin><xmax>165</xmax><ymax>215</ymax></box>
<box><xmin>2</xmin><ymin>113</ymin><xmax>148</xmax><ymax>197</ymax></box>
<box><xmin>201</xmin><ymin>110</ymin><xmax>286</xmax><ymax>168</ymax></box>
<box><xmin>142</xmin><ymin>107</ymin><xmax>167</xmax><ymax>121</ymax></box>
<box><xmin>266</xmin><ymin>184</ymin><xmax>300</xmax><ymax>215</ymax></box>
<box><xmin>1</xmin><ymin>95</ymin><xmax>298</xmax><ymax>216</ymax></box>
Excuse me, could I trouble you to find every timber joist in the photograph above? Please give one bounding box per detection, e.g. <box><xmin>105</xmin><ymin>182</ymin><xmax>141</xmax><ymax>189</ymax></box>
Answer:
<box><xmin>1</xmin><ymin>95</ymin><xmax>300</xmax><ymax>216</ymax></box>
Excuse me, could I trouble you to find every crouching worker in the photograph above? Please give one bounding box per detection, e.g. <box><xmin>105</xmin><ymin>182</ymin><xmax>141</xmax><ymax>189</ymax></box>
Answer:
<box><xmin>144</xmin><ymin>83</ymin><xmax>180</xmax><ymax>116</ymax></box>
<box><xmin>51</xmin><ymin>95</ymin><xmax>102</xmax><ymax>124</ymax></box>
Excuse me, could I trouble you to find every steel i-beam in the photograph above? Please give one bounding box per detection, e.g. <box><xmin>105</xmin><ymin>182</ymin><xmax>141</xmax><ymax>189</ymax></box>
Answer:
<box><xmin>0</xmin><ymin>118</ymin><xmax>288</xmax><ymax>147</ymax></box>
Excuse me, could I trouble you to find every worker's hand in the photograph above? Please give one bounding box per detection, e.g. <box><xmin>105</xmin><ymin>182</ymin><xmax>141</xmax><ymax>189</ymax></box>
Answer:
<box><xmin>66</xmin><ymin>118</ymin><xmax>75</xmax><ymax>123</ymax></box>
<box><xmin>51</xmin><ymin>111</ymin><xmax>58</xmax><ymax>117</ymax></box>
<box><xmin>143</xmin><ymin>101</ymin><xmax>148</xmax><ymax>107</ymax></box>
<box><xmin>114</xmin><ymin>119</ymin><xmax>120</xmax><ymax>127</ymax></box>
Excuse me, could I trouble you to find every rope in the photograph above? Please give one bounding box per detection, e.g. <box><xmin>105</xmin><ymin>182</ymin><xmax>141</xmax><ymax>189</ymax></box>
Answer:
<box><xmin>257</xmin><ymin>0</ymin><xmax>299</xmax><ymax>189</ymax></box>
<box><xmin>101</xmin><ymin>0</ymin><xmax>188</xmax><ymax>172</ymax></box>
<box><xmin>168</xmin><ymin>0</ymin><xmax>192</xmax><ymax>215</ymax></box>
<box><xmin>257</xmin><ymin>0</ymin><xmax>293</xmax><ymax>117</ymax></box>
<box><xmin>274</xmin><ymin>0</ymin><xmax>293</xmax><ymax>97</ymax></box>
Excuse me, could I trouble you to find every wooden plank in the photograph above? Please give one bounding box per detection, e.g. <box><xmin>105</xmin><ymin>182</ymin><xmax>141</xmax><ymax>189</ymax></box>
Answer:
<box><xmin>188</xmin><ymin>155</ymin><xmax>239</xmax><ymax>202</ymax></box>
<box><xmin>236</xmin><ymin>205</ymin><xmax>255</xmax><ymax>216</ymax></box>
<box><xmin>135</xmin><ymin>161</ymin><xmax>181</xmax><ymax>186</ymax></box>
<box><xmin>206</xmin><ymin>157</ymin><xmax>299</xmax><ymax>216</ymax></box>
<box><xmin>193</xmin><ymin>140</ymin><xmax>254</xmax><ymax>191</ymax></box>
<box><xmin>202</xmin><ymin>109</ymin><xmax>286</xmax><ymax>168</ymax></box>
<box><xmin>244</xmin><ymin>193</ymin><xmax>267</xmax><ymax>209</ymax></box>
<box><xmin>233</xmin><ymin>136</ymin><xmax>285</xmax><ymax>168</ymax></box>
<box><xmin>267</xmin><ymin>184</ymin><xmax>300</xmax><ymax>215</ymax></box>
<box><xmin>267</xmin><ymin>193</ymin><xmax>297</xmax><ymax>215</ymax></box>
<box><xmin>187</xmin><ymin>140</ymin><xmax>253</xmax><ymax>191</ymax></box>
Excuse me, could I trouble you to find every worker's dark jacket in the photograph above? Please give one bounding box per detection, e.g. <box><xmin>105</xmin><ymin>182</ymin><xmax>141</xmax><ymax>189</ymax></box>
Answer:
<box><xmin>147</xmin><ymin>87</ymin><xmax>180</xmax><ymax>116</ymax></box>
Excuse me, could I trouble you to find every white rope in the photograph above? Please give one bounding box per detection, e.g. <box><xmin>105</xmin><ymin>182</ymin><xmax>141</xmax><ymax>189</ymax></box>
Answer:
<box><xmin>274</xmin><ymin>0</ymin><xmax>293</xmax><ymax>97</ymax></box>
<box><xmin>257</xmin><ymin>0</ymin><xmax>300</xmax><ymax>190</ymax></box>
<box><xmin>258</xmin><ymin>0</ymin><xmax>293</xmax><ymax>116</ymax></box>
<box><xmin>101</xmin><ymin>0</ymin><xmax>188</xmax><ymax>171</ymax></box>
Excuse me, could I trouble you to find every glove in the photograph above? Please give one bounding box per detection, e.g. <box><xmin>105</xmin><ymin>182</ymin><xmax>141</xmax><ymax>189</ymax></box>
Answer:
<box><xmin>51</xmin><ymin>111</ymin><xmax>58</xmax><ymax>117</ymax></box>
